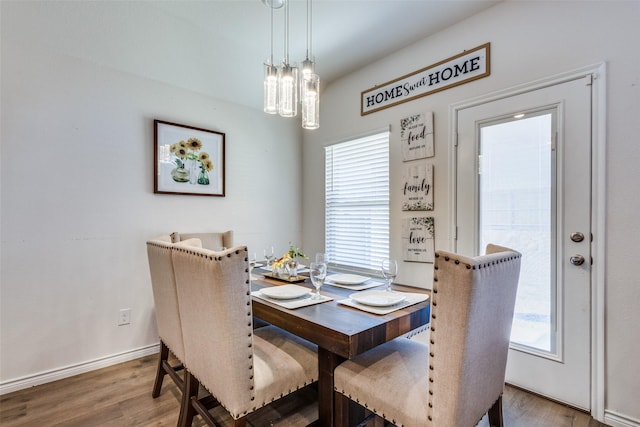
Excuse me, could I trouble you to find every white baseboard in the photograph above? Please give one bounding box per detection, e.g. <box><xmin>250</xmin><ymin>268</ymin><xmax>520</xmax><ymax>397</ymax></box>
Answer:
<box><xmin>605</xmin><ymin>410</ymin><xmax>640</xmax><ymax>427</ymax></box>
<box><xmin>0</xmin><ymin>343</ymin><xmax>160</xmax><ymax>396</ymax></box>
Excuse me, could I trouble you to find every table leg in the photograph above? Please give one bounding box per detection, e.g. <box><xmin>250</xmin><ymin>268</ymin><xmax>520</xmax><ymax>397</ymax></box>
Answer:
<box><xmin>317</xmin><ymin>347</ymin><xmax>344</xmax><ymax>427</ymax></box>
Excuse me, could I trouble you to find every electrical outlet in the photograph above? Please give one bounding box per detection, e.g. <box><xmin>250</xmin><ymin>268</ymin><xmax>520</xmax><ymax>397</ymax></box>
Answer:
<box><xmin>118</xmin><ymin>308</ymin><xmax>131</xmax><ymax>326</ymax></box>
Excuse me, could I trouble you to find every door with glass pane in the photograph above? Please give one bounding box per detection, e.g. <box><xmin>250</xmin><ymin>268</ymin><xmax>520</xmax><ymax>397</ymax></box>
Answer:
<box><xmin>455</xmin><ymin>75</ymin><xmax>592</xmax><ymax>410</ymax></box>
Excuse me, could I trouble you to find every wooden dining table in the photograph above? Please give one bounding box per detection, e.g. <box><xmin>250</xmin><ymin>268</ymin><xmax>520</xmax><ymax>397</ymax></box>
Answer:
<box><xmin>251</xmin><ymin>270</ymin><xmax>431</xmax><ymax>427</ymax></box>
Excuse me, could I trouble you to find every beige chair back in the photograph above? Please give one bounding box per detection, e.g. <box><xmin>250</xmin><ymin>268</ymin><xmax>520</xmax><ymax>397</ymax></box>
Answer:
<box><xmin>171</xmin><ymin>244</ymin><xmax>258</xmax><ymax>417</ymax></box>
<box><xmin>428</xmin><ymin>244</ymin><xmax>521</xmax><ymax>426</ymax></box>
<box><xmin>146</xmin><ymin>235</ymin><xmax>185</xmax><ymax>363</ymax></box>
<box><xmin>171</xmin><ymin>230</ymin><xmax>233</xmax><ymax>250</ymax></box>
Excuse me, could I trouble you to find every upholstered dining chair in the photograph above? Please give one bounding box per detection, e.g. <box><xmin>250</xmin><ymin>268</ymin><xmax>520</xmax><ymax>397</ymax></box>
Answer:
<box><xmin>171</xmin><ymin>231</ymin><xmax>271</xmax><ymax>330</ymax></box>
<box><xmin>171</xmin><ymin>230</ymin><xmax>233</xmax><ymax>251</ymax></box>
<box><xmin>333</xmin><ymin>244</ymin><xmax>521</xmax><ymax>427</ymax></box>
<box><xmin>146</xmin><ymin>236</ymin><xmax>203</xmax><ymax>411</ymax></box>
<box><xmin>171</xmin><ymin>244</ymin><xmax>318</xmax><ymax>427</ymax></box>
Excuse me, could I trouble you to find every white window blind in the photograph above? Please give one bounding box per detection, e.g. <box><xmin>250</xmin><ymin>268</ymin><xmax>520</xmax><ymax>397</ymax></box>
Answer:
<box><xmin>325</xmin><ymin>130</ymin><xmax>390</xmax><ymax>272</ymax></box>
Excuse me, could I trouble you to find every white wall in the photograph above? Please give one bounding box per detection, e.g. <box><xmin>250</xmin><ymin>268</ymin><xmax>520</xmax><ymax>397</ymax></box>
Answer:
<box><xmin>0</xmin><ymin>39</ymin><xmax>303</xmax><ymax>388</ymax></box>
<box><xmin>302</xmin><ymin>1</ymin><xmax>640</xmax><ymax>424</ymax></box>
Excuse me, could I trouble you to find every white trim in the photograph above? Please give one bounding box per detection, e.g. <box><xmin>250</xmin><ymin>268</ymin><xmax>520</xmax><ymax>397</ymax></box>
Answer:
<box><xmin>449</xmin><ymin>63</ymin><xmax>604</xmax><ymax>112</ymax></box>
<box><xmin>448</xmin><ymin>100</ymin><xmax>458</xmax><ymax>252</ymax></box>
<box><xmin>449</xmin><ymin>63</ymin><xmax>606</xmax><ymax>422</ymax></box>
<box><xmin>590</xmin><ymin>63</ymin><xmax>607</xmax><ymax>424</ymax></box>
<box><xmin>0</xmin><ymin>343</ymin><xmax>160</xmax><ymax>395</ymax></box>
<box><xmin>604</xmin><ymin>410</ymin><xmax>640</xmax><ymax>427</ymax></box>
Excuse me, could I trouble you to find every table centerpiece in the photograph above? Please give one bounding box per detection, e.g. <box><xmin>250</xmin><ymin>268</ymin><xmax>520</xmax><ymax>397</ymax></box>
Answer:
<box><xmin>270</xmin><ymin>243</ymin><xmax>307</xmax><ymax>281</ymax></box>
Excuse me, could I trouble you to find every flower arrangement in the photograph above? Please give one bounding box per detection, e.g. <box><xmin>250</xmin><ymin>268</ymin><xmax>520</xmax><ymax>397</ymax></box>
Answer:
<box><xmin>170</xmin><ymin>137</ymin><xmax>213</xmax><ymax>184</ymax></box>
<box><xmin>272</xmin><ymin>243</ymin><xmax>307</xmax><ymax>271</ymax></box>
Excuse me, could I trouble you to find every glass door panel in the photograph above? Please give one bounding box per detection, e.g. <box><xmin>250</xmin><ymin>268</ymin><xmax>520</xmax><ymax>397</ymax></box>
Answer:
<box><xmin>478</xmin><ymin>111</ymin><xmax>556</xmax><ymax>354</ymax></box>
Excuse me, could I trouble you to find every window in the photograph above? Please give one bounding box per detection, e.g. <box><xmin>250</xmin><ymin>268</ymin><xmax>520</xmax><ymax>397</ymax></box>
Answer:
<box><xmin>325</xmin><ymin>130</ymin><xmax>390</xmax><ymax>272</ymax></box>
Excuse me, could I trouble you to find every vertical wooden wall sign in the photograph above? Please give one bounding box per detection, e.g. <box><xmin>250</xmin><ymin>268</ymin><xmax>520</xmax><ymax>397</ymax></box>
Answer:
<box><xmin>402</xmin><ymin>217</ymin><xmax>435</xmax><ymax>262</ymax></box>
<box><xmin>402</xmin><ymin>163</ymin><xmax>433</xmax><ymax>211</ymax></box>
<box><xmin>400</xmin><ymin>111</ymin><xmax>436</xmax><ymax>263</ymax></box>
<box><xmin>401</xmin><ymin>112</ymin><xmax>434</xmax><ymax>161</ymax></box>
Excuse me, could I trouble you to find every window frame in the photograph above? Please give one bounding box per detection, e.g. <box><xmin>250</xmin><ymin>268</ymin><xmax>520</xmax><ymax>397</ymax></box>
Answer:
<box><xmin>324</xmin><ymin>129</ymin><xmax>390</xmax><ymax>274</ymax></box>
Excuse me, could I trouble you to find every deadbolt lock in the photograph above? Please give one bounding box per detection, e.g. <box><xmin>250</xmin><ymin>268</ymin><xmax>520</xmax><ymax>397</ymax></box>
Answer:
<box><xmin>570</xmin><ymin>232</ymin><xmax>585</xmax><ymax>243</ymax></box>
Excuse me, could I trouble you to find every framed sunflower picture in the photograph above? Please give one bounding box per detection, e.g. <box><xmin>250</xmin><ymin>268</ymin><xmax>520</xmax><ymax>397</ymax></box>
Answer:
<box><xmin>154</xmin><ymin>120</ymin><xmax>225</xmax><ymax>196</ymax></box>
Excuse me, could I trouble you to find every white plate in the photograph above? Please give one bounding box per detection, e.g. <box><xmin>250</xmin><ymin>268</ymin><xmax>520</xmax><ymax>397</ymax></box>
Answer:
<box><xmin>326</xmin><ymin>273</ymin><xmax>370</xmax><ymax>285</ymax></box>
<box><xmin>349</xmin><ymin>290</ymin><xmax>406</xmax><ymax>307</ymax></box>
<box><xmin>261</xmin><ymin>284</ymin><xmax>310</xmax><ymax>300</ymax></box>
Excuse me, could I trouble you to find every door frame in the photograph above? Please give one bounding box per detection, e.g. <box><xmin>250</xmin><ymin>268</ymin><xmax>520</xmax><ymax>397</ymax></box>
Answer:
<box><xmin>448</xmin><ymin>63</ymin><xmax>606</xmax><ymax>421</ymax></box>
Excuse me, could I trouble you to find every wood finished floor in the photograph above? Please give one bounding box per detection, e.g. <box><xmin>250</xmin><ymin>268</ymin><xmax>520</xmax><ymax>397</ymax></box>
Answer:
<box><xmin>0</xmin><ymin>354</ymin><xmax>607</xmax><ymax>427</ymax></box>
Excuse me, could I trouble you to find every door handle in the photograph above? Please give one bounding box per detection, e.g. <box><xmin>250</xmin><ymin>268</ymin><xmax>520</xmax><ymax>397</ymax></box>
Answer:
<box><xmin>570</xmin><ymin>255</ymin><xmax>585</xmax><ymax>266</ymax></box>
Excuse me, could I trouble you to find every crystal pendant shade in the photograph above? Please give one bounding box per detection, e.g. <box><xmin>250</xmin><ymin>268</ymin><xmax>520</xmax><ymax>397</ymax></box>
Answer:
<box><xmin>263</xmin><ymin>63</ymin><xmax>278</xmax><ymax>114</ymax></box>
<box><xmin>278</xmin><ymin>64</ymin><xmax>298</xmax><ymax>117</ymax></box>
<box><xmin>301</xmin><ymin>58</ymin><xmax>315</xmax><ymax>78</ymax></box>
<box><xmin>301</xmin><ymin>73</ymin><xmax>319</xmax><ymax>129</ymax></box>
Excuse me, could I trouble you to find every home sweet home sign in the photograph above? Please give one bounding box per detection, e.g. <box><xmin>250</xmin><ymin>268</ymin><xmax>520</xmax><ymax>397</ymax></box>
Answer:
<box><xmin>361</xmin><ymin>43</ymin><xmax>490</xmax><ymax>115</ymax></box>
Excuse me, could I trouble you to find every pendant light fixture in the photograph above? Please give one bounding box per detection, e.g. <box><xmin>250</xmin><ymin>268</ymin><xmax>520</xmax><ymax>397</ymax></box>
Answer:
<box><xmin>262</xmin><ymin>0</ymin><xmax>319</xmax><ymax>128</ymax></box>
<box><xmin>300</xmin><ymin>0</ymin><xmax>319</xmax><ymax>129</ymax></box>
<box><xmin>263</xmin><ymin>1</ymin><xmax>278</xmax><ymax>114</ymax></box>
<box><xmin>301</xmin><ymin>73</ymin><xmax>319</xmax><ymax>129</ymax></box>
<box><xmin>300</xmin><ymin>0</ymin><xmax>315</xmax><ymax>78</ymax></box>
<box><xmin>278</xmin><ymin>0</ymin><xmax>298</xmax><ymax>117</ymax></box>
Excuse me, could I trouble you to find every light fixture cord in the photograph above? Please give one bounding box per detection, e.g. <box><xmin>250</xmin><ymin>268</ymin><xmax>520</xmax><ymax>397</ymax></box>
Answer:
<box><xmin>284</xmin><ymin>0</ymin><xmax>289</xmax><ymax>64</ymax></box>
<box><xmin>305</xmin><ymin>0</ymin><xmax>310</xmax><ymax>59</ymax></box>
<box><xmin>309</xmin><ymin>0</ymin><xmax>312</xmax><ymax>59</ymax></box>
<box><xmin>270</xmin><ymin>2</ymin><xmax>274</xmax><ymax>65</ymax></box>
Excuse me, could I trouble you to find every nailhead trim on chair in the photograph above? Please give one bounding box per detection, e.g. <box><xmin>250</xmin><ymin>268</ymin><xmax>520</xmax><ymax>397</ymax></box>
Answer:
<box><xmin>427</xmin><ymin>249</ymin><xmax>521</xmax><ymax>425</ymax></box>
<box><xmin>428</xmin><ymin>252</ymin><xmax>440</xmax><ymax>424</ymax></box>
<box><xmin>239</xmin><ymin>247</ymin><xmax>256</xmax><ymax>411</ymax></box>
<box><xmin>176</xmin><ymin>245</ymin><xmax>318</xmax><ymax>421</ymax></box>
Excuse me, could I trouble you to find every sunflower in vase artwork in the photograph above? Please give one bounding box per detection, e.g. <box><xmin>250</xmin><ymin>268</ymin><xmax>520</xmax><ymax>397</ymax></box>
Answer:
<box><xmin>169</xmin><ymin>141</ymin><xmax>190</xmax><ymax>182</ymax></box>
<box><xmin>197</xmin><ymin>151</ymin><xmax>214</xmax><ymax>185</ymax></box>
<box><xmin>169</xmin><ymin>137</ymin><xmax>213</xmax><ymax>185</ymax></box>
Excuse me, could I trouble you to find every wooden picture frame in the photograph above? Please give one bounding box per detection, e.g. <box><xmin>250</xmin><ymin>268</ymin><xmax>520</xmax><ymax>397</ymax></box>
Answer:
<box><xmin>154</xmin><ymin>120</ymin><xmax>225</xmax><ymax>196</ymax></box>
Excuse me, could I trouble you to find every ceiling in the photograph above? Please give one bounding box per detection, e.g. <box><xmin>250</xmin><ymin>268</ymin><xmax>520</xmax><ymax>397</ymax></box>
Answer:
<box><xmin>4</xmin><ymin>0</ymin><xmax>501</xmax><ymax>111</ymax></box>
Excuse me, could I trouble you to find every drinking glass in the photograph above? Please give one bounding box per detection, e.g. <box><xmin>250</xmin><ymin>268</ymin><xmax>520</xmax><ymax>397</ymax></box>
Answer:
<box><xmin>309</xmin><ymin>262</ymin><xmax>327</xmax><ymax>300</ymax></box>
<box><xmin>315</xmin><ymin>252</ymin><xmax>327</xmax><ymax>265</ymax></box>
<box><xmin>249</xmin><ymin>252</ymin><xmax>258</xmax><ymax>282</ymax></box>
<box><xmin>264</xmin><ymin>246</ymin><xmax>275</xmax><ymax>269</ymax></box>
<box><xmin>381</xmin><ymin>259</ymin><xmax>398</xmax><ymax>292</ymax></box>
<box><xmin>286</xmin><ymin>259</ymin><xmax>298</xmax><ymax>278</ymax></box>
